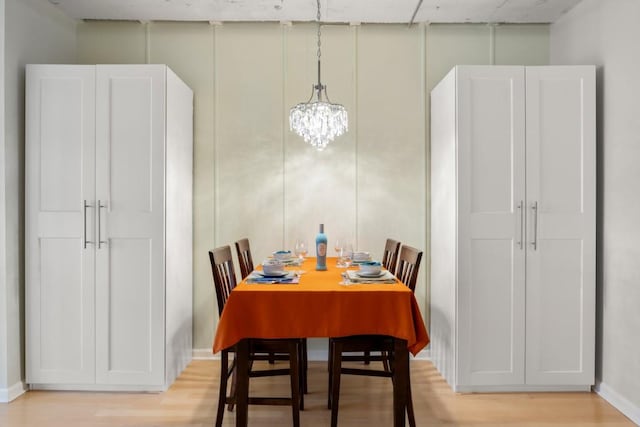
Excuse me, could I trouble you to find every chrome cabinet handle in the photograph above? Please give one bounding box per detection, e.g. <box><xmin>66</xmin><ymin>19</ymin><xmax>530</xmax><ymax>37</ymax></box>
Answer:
<box><xmin>517</xmin><ymin>200</ymin><xmax>524</xmax><ymax>250</ymax></box>
<box><xmin>83</xmin><ymin>200</ymin><xmax>93</xmax><ymax>248</ymax></box>
<box><xmin>98</xmin><ymin>200</ymin><xmax>108</xmax><ymax>249</ymax></box>
<box><xmin>531</xmin><ymin>201</ymin><xmax>538</xmax><ymax>250</ymax></box>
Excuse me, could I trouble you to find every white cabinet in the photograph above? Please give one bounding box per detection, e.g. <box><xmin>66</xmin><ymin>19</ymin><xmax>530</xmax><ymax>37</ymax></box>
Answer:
<box><xmin>26</xmin><ymin>64</ymin><xmax>193</xmax><ymax>391</ymax></box>
<box><xmin>430</xmin><ymin>65</ymin><xmax>595</xmax><ymax>392</ymax></box>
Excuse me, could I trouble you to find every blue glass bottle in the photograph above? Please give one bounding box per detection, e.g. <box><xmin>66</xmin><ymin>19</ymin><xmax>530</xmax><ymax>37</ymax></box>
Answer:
<box><xmin>315</xmin><ymin>223</ymin><xmax>327</xmax><ymax>271</ymax></box>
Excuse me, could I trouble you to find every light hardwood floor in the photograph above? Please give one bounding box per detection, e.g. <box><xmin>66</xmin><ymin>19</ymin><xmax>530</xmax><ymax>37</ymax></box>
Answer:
<box><xmin>0</xmin><ymin>360</ymin><xmax>633</xmax><ymax>426</ymax></box>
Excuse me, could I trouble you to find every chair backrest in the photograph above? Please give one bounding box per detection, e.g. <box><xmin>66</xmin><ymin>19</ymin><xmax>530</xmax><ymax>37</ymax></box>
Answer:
<box><xmin>382</xmin><ymin>238</ymin><xmax>401</xmax><ymax>274</ymax></box>
<box><xmin>395</xmin><ymin>245</ymin><xmax>423</xmax><ymax>292</ymax></box>
<box><xmin>209</xmin><ymin>246</ymin><xmax>238</xmax><ymax>316</ymax></box>
<box><xmin>235</xmin><ymin>238</ymin><xmax>254</xmax><ymax>280</ymax></box>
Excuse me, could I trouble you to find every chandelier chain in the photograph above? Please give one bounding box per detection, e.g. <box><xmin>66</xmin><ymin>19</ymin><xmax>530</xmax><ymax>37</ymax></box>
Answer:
<box><xmin>288</xmin><ymin>0</ymin><xmax>348</xmax><ymax>151</ymax></box>
<box><xmin>316</xmin><ymin>0</ymin><xmax>321</xmax><ymax>60</ymax></box>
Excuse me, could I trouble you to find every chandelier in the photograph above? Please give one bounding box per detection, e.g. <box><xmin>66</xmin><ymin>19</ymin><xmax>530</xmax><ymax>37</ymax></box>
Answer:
<box><xmin>289</xmin><ymin>0</ymin><xmax>348</xmax><ymax>151</ymax></box>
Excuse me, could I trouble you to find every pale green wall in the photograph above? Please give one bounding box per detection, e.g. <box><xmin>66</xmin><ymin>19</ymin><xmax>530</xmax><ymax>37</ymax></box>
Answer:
<box><xmin>425</xmin><ymin>24</ymin><xmax>549</xmax><ymax>90</ymax></box>
<box><xmin>494</xmin><ymin>25</ymin><xmax>550</xmax><ymax>65</ymax></box>
<box><xmin>76</xmin><ymin>21</ymin><xmax>549</xmax><ymax>353</ymax></box>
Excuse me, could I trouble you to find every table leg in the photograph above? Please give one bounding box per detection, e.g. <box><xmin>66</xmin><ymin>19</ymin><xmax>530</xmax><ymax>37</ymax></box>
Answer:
<box><xmin>393</xmin><ymin>339</ymin><xmax>408</xmax><ymax>427</ymax></box>
<box><xmin>235</xmin><ymin>339</ymin><xmax>250</xmax><ymax>427</ymax></box>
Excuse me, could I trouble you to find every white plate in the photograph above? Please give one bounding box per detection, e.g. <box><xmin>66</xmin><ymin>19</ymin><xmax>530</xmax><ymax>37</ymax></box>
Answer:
<box><xmin>356</xmin><ymin>271</ymin><xmax>385</xmax><ymax>278</ymax></box>
<box><xmin>256</xmin><ymin>271</ymin><xmax>289</xmax><ymax>278</ymax></box>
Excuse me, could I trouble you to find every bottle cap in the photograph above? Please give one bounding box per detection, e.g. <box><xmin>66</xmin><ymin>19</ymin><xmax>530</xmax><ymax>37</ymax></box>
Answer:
<box><xmin>319</xmin><ymin>223</ymin><xmax>324</xmax><ymax>233</ymax></box>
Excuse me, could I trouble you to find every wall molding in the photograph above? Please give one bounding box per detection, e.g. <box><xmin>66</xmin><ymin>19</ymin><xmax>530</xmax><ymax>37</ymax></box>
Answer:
<box><xmin>594</xmin><ymin>381</ymin><xmax>640</xmax><ymax>425</ymax></box>
<box><xmin>0</xmin><ymin>381</ymin><xmax>27</xmax><ymax>403</ymax></box>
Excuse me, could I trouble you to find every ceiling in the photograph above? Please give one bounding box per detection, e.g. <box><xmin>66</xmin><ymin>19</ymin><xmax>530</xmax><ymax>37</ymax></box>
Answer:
<box><xmin>45</xmin><ymin>0</ymin><xmax>584</xmax><ymax>24</ymax></box>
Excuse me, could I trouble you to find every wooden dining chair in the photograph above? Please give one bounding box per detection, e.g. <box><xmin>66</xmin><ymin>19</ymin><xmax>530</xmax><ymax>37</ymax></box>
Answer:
<box><xmin>382</xmin><ymin>238</ymin><xmax>401</xmax><ymax>274</ymax></box>
<box><xmin>362</xmin><ymin>238</ymin><xmax>402</xmax><ymax>365</ymax></box>
<box><xmin>234</xmin><ymin>237</ymin><xmax>273</xmax><ymax>364</ymax></box>
<box><xmin>233</xmin><ymin>238</ymin><xmax>309</xmax><ymax>375</ymax></box>
<box><xmin>210</xmin><ymin>246</ymin><xmax>304</xmax><ymax>427</ymax></box>
<box><xmin>395</xmin><ymin>244</ymin><xmax>423</xmax><ymax>292</ymax></box>
<box><xmin>234</xmin><ymin>238</ymin><xmax>254</xmax><ymax>280</ymax></box>
<box><xmin>327</xmin><ymin>245</ymin><xmax>424</xmax><ymax>427</ymax></box>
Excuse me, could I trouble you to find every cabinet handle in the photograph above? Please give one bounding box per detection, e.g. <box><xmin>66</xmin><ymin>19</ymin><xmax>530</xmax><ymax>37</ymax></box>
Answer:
<box><xmin>98</xmin><ymin>200</ymin><xmax>108</xmax><ymax>249</ymax></box>
<box><xmin>83</xmin><ymin>200</ymin><xmax>93</xmax><ymax>248</ymax></box>
<box><xmin>517</xmin><ymin>200</ymin><xmax>524</xmax><ymax>250</ymax></box>
<box><xmin>531</xmin><ymin>201</ymin><xmax>538</xmax><ymax>250</ymax></box>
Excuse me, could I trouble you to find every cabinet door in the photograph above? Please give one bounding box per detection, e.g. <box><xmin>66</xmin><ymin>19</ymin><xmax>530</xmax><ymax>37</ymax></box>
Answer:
<box><xmin>95</xmin><ymin>65</ymin><xmax>166</xmax><ymax>386</ymax></box>
<box><xmin>525</xmin><ymin>66</ymin><xmax>596</xmax><ymax>386</ymax></box>
<box><xmin>25</xmin><ymin>65</ymin><xmax>96</xmax><ymax>384</ymax></box>
<box><xmin>456</xmin><ymin>66</ymin><xmax>527</xmax><ymax>386</ymax></box>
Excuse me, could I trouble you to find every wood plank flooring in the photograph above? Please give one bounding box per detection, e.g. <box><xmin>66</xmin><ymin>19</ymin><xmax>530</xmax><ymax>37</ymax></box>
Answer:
<box><xmin>0</xmin><ymin>360</ymin><xmax>633</xmax><ymax>426</ymax></box>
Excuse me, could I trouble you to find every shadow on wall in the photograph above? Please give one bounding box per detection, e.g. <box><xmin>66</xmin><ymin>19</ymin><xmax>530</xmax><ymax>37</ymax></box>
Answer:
<box><xmin>428</xmin><ymin>305</ymin><xmax>453</xmax><ymax>386</ymax></box>
<box><xmin>594</xmin><ymin>65</ymin><xmax>605</xmax><ymax>384</ymax></box>
<box><xmin>168</xmin><ymin>317</ymin><xmax>194</xmax><ymax>386</ymax></box>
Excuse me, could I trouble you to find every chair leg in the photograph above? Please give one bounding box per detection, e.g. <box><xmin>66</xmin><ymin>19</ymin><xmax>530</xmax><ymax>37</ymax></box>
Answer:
<box><xmin>302</xmin><ymin>338</ymin><xmax>308</xmax><ymax>394</ymax></box>
<box><xmin>298</xmin><ymin>339</ymin><xmax>308</xmax><ymax>395</ymax></box>
<box><xmin>407</xmin><ymin>364</ymin><xmax>416</xmax><ymax>427</ymax></box>
<box><xmin>364</xmin><ymin>350</ymin><xmax>371</xmax><ymax>365</ymax></box>
<box><xmin>216</xmin><ymin>351</ymin><xmax>229</xmax><ymax>427</ymax></box>
<box><xmin>297</xmin><ymin>342</ymin><xmax>304</xmax><ymax>403</ymax></box>
<box><xmin>327</xmin><ymin>339</ymin><xmax>333</xmax><ymax>409</ymax></box>
<box><xmin>268</xmin><ymin>351</ymin><xmax>275</xmax><ymax>364</ymax></box>
<box><xmin>298</xmin><ymin>343</ymin><xmax>305</xmax><ymax>411</ymax></box>
<box><xmin>382</xmin><ymin>350</ymin><xmax>391</xmax><ymax>372</ymax></box>
<box><xmin>288</xmin><ymin>342</ymin><xmax>301</xmax><ymax>427</ymax></box>
<box><xmin>392</xmin><ymin>339</ymin><xmax>409</xmax><ymax>427</ymax></box>
<box><xmin>227</xmin><ymin>356</ymin><xmax>237</xmax><ymax>411</ymax></box>
<box><xmin>330</xmin><ymin>341</ymin><xmax>343</xmax><ymax>427</ymax></box>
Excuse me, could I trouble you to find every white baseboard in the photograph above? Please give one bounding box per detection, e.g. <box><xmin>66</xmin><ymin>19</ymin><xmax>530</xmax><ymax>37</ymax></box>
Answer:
<box><xmin>194</xmin><ymin>347</ymin><xmax>431</xmax><ymax>362</ymax></box>
<box><xmin>595</xmin><ymin>381</ymin><xmax>640</xmax><ymax>425</ymax></box>
<box><xmin>193</xmin><ymin>348</ymin><xmax>217</xmax><ymax>359</ymax></box>
<box><xmin>307</xmin><ymin>349</ymin><xmax>328</xmax><ymax>361</ymax></box>
<box><xmin>0</xmin><ymin>381</ymin><xmax>27</xmax><ymax>403</ymax></box>
<box><xmin>413</xmin><ymin>348</ymin><xmax>431</xmax><ymax>360</ymax></box>
<box><xmin>455</xmin><ymin>384</ymin><xmax>591</xmax><ymax>393</ymax></box>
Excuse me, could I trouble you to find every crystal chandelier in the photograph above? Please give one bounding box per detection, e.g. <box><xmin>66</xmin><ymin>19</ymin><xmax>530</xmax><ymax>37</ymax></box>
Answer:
<box><xmin>289</xmin><ymin>0</ymin><xmax>348</xmax><ymax>151</ymax></box>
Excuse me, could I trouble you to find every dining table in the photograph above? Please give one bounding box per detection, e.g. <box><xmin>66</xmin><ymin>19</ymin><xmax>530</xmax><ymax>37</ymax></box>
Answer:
<box><xmin>213</xmin><ymin>256</ymin><xmax>430</xmax><ymax>427</ymax></box>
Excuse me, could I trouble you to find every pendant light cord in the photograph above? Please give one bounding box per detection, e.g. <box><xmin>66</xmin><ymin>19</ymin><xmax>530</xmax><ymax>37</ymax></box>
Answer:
<box><xmin>317</xmin><ymin>0</ymin><xmax>321</xmax><ymax>61</ymax></box>
<box><xmin>316</xmin><ymin>0</ymin><xmax>324</xmax><ymax>100</ymax></box>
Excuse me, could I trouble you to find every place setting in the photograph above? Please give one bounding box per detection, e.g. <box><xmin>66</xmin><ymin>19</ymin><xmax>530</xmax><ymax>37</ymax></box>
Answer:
<box><xmin>247</xmin><ymin>260</ymin><xmax>300</xmax><ymax>284</ymax></box>
<box><xmin>265</xmin><ymin>249</ymin><xmax>303</xmax><ymax>266</ymax></box>
<box><xmin>334</xmin><ymin>243</ymin><xmax>397</xmax><ymax>285</ymax></box>
<box><xmin>343</xmin><ymin>261</ymin><xmax>397</xmax><ymax>284</ymax></box>
<box><xmin>247</xmin><ymin>245</ymin><xmax>308</xmax><ymax>284</ymax></box>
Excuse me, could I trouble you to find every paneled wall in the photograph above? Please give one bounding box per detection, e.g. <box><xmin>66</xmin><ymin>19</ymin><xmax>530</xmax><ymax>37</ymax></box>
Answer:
<box><xmin>77</xmin><ymin>21</ymin><xmax>549</xmax><ymax>352</ymax></box>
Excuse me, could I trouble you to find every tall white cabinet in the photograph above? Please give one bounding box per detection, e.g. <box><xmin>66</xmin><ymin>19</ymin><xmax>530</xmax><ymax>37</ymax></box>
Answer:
<box><xmin>26</xmin><ymin>64</ymin><xmax>193</xmax><ymax>391</ymax></box>
<box><xmin>430</xmin><ymin>65</ymin><xmax>595</xmax><ymax>392</ymax></box>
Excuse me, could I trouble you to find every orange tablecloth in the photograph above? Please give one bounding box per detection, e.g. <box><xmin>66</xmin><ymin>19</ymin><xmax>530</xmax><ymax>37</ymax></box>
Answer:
<box><xmin>213</xmin><ymin>257</ymin><xmax>429</xmax><ymax>356</ymax></box>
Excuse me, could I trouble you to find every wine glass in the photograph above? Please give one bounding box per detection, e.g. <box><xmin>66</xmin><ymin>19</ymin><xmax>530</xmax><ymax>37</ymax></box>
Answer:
<box><xmin>294</xmin><ymin>239</ymin><xmax>308</xmax><ymax>275</ymax></box>
<box><xmin>334</xmin><ymin>238</ymin><xmax>344</xmax><ymax>256</ymax></box>
<box><xmin>338</xmin><ymin>243</ymin><xmax>353</xmax><ymax>269</ymax></box>
<box><xmin>294</xmin><ymin>239</ymin><xmax>308</xmax><ymax>259</ymax></box>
